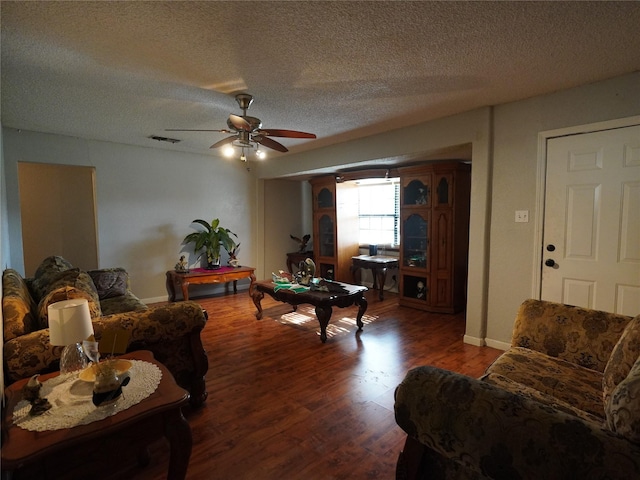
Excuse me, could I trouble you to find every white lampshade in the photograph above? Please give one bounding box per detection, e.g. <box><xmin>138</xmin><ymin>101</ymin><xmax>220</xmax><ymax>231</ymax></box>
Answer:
<box><xmin>48</xmin><ymin>298</ymin><xmax>94</xmax><ymax>346</ymax></box>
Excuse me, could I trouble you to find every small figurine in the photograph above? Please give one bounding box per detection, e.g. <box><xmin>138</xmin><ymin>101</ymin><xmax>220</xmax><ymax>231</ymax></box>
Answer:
<box><xmin>290</xmin><ymin>234</ymin><xmax>311</xmax><ymax>253</ymax></box>
<box><xmin>416</xmin><ymin>281</ymin><xmax>426</xmax><ymax>299</ymax></box>
<box><xmin>22</xmin><ymin>374</ymin><xmax>51</xmax><ymax>416</ymax></box>
<box><xmin>296</xmin><ymin>258</ymin><xmax>316</xmax><ymax>286</ymax></box>
<box><xmin>227</xmin><ymin>243</ymin><xmax>240</xmax><ymax>267</ymax></box>
<box><xmin>416</xmin><ymin>188</ymin><xmax>428</xmax><ymax>205</ymax></box>
<box><xmin>175</xmin><ymin>255</ymin><xmax>189</xmax><ymax>273</ymax></box>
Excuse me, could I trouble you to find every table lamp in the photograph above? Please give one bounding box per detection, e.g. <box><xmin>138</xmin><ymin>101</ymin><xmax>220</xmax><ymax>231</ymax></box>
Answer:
<box><xmin>48</xmin><ymin>298</ymin><xmax>94</xmax><ymax>374</ymax></box>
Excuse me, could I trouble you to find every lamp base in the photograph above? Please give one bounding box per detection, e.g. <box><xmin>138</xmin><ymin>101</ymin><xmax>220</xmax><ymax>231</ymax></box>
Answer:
<box><xmin>60</xmin><ymin>342</ymin><xmax>88</xmax><ymax>375</ymax></box>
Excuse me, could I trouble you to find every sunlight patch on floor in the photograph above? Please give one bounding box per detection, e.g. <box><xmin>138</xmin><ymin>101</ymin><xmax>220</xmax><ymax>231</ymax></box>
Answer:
<box><xmin>277</xmin><ymin>306</ymin><xmax>379</xmax><ymax>338</ymax></box>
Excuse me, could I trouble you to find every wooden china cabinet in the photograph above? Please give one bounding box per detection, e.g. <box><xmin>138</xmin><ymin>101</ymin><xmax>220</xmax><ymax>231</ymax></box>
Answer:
<box><xmin>309</xmin><ymin>176</ymin><xmax>360</xmax><ymax>282</ymax></box>
<box><xmin>398</xmin><ymin>162</ymin><xmax>471</xmax><ymax>313</ymax></box>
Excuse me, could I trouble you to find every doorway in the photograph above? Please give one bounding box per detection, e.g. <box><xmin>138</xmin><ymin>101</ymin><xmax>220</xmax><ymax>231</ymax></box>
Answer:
<box><xmin>18</xmin><ymin>162</ymin><xmax>99</xmax><ymax>276</ymax></box>
<box><xmin>540</xmin><ymin>122</ymin><xmax>640</xmax><ymax>315</ymax></box>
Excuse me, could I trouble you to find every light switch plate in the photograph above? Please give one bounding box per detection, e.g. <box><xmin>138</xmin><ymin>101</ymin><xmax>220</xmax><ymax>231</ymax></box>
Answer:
<box><xmin>515</xmin><ymin>210</ymin><xmax>529</xmax><ymax>223</ymax></box>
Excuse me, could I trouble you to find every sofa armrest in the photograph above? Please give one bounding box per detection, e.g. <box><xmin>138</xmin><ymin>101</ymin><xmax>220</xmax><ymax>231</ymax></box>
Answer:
<box><xmin>93</xmin><ymin>301</ymin><xmax>209</xmax><ymax>406</ymax></box>
<box><xmin>511</xmin><ymin>299</ymin><xmax>633</xmax><ymax>371</ymax></box>
<box><xmin>4</xmin><ymin>302</ymin><xmax>208</xmax><ymax>406</ymax></box>
<box><xmin>394</xmin><ymin>366</ymin><xmax>640</xmax><ymax>480</ymax></box>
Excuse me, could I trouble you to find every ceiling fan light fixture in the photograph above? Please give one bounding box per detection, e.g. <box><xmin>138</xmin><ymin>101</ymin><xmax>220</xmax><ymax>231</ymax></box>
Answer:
<box><xmin>223</xmin><ymin>145</ymin><xmax>235</xmax><ymax>157</ymax></box>
<box><xmin>256</xmin><ymin>148</ymin><xmax>266</xmax><ymax>160</ymax></box>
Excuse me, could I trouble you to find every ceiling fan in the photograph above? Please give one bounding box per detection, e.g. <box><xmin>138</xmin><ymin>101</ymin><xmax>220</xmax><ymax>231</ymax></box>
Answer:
<box><xmin>167</xmin><ymin>93</ymin><xmax>316</xmax><ymax>161</ymax></box>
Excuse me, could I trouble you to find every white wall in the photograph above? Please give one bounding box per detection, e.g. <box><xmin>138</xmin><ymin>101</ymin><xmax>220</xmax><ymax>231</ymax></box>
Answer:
<box><xmin>262</xmin><ymin>179</ymin><xmax>312</xmax><ymax>278</ymax></box>
<box><xmin>2</xmin><ymin>131</ymin><xmax>261</xmax><ymax>302</ymax></box>
<box><xmin>486</xmin><ymin>73</ymin><xmax>640</xmax><ymax>347</ymax></box>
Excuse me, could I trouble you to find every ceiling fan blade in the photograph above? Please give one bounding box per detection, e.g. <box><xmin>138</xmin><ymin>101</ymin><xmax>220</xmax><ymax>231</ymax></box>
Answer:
<box><xmin>229</xmin><ymin>114</ymin><xmax>252</xmax><ymax>132</ymax></box>
<box><xmin>253</xmin><ymin>135</ymin><xmax>288</xmax><ymax>153</ymax></box>
<box><xmin>259</xmin><ymin>129</ymin><xmax>316</xmax><ymax>139</ymax></box>
<box><xmin>165</xmin><ymin>128</ymin><xmax>232</xmax><ymax>133</ymax></box>
<box><xmin>210</xmin><ymin>135</ymin><xmax>237</xmax><ymax>149</ymax></box>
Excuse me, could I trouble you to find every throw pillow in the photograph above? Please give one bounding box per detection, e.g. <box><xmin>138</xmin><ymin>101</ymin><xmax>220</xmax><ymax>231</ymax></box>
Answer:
<box><xmin>2</xmin><ymin>269</ymin><xmax>38</xmax><ymax>341</ymax></box>
<box><xmin>37</xmin><ymin>268</ymin><xmax>102</xmax><ymax>329</ymax></box>
<box><xmin>603</xmin><ymin>315</ymin><xmax>640</xmax><ymax>407</ymax></box>
<box><xmin>606</xmin><ymin>354</ymin><xmax>640</xmax><ymax>442</ymax></box>
<box><xmin>30</xmin><ymin>256</ymin><xmax>74</xmax><ymax>301</ymax></box>
<box><xmin>88</xmin><ymin>268</ymin><xmax>128</xmax><ymax>300</ymax></box>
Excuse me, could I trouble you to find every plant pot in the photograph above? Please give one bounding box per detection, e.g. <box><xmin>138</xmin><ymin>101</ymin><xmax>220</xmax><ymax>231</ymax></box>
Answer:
<box><xmin>206</xmin><ymin>258</ymin><xmax>221</xmax><ymax>270</ymax></box>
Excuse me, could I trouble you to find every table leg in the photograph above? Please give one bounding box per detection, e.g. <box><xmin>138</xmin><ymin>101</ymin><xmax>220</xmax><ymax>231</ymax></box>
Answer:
<box><xmin>164</xmin><ymin>408</ymin><xmax>192</xmax><ymax>480</ymax></box>
<box><xmin>355</xmin><ymin>294</ymin><xmax>368</xmax><ymax>330</ymax></box>
<box><xmin>180</xmin><ymin>280</ymin><xmax>190</xmax><ymax>301</ymax></box>
<box><xmin>315</xmin><ymin>305</ymin><xmax>333</xmax><ymax>343</ymax></box>
<box><xmin>376</xmin><ymin>267</ymin><xmax>387</xmax><ymax>301</ymax></box>
<box><xmin>166</xmin><ymin>272</ymin><xmax>177</xmax><ymax>302</ymax></box>
<box><xmin>252</xmin><ymin>289</ymin><xmax>265</xmax><ymax>319</ymax></box>
<box><xmin>233</xmin><ymin>280</ymin><xmax>238</xmax><ymax>293</ymax></box>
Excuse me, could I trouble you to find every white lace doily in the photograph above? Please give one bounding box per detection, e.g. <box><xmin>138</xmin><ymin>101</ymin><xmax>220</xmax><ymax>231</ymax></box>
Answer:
<box><xmin>12</xmin><ymin>360</ymin><xmax>162</xmax><ymax>432</ymax></box>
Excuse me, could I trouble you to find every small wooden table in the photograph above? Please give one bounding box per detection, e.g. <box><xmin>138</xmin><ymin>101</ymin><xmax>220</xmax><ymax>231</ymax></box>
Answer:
<box><xmin>251</xmin><ymin>280</ymin><xmax>368</xmax><ymax>343</ymax></box>
<box><xmin>351</xmin><ymin>255</ymin><xmax>399</xmax><ymax>301</ymax></box>
<box><xmin>1</xmin><ymin>350</ymin><xmax>191</xmax><ymax>480</ymax></box>
<box><xmin>166</xmin><ymin>266</ymin><xmax>256</xmax><ymax>301</ymax></box>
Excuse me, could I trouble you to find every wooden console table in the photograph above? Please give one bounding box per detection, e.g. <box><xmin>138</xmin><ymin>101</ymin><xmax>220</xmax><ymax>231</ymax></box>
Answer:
<box><xmin>166</xmin><ymin>266</ymin><xmax>255</xmax><ymax>301</ymax></box>
<box><xmin>351</xmin><ymin>255</ymin><xmax>399</xmax><ymax>301</ymax></box>
<box><xmin>251</xmin><ymin>280</ymin><xmax>368</xmax><ymax>343</ymax></box>
<box><xmin>1</xmin><ymin>350</ymin><xmax>191</xmax><ymax>480</ymax></box>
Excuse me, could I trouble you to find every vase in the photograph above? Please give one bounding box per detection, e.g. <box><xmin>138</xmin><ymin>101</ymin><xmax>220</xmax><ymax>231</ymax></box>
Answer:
<box><xmin>206</xmin><ymin>258</ymin><xmax>221</xmax><ymax>270</ymax></box>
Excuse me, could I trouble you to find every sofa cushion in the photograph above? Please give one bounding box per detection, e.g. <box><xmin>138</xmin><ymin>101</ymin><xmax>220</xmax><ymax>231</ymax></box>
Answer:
<box><xmin>30</xmin><ymin>256</ymin><xmax>74</xmax><ymax>301</ymax></box>
<box><xmin>88</xmin><ymin>268</ymin><xmax>128</xmax><ymax>300</ymax></box>
<box><xmin>2</xmin><ymin>269</ymin><xmax>38</xmax><ymax>341</ymax></box>
<box><xmin>482</xmin><ymin>372</ymin><xmax>604</xmax><ymax>424</ymax></box>
<box><xmin>99</xmin><ymin>293</ymin><xmax>147</xmax><ymax>315</ymax></box>
<box><xmin>606</xmin><ymin>354</ymin><xmax>640</xmax><ymax>442</ymax></box>
<box><xmin>484</xmin><ymin>346</ymin><xmax>605</xmax><ymax>418</ymax></box>
<box><xmin>603</xmin><ymin>315</ymin><xmax>640</xmax><ymax>408</ymax></box>
<box><xmin>36</xmin><ymin>268</ymin><xmax>102</xmax><ymax>328</ymax></box>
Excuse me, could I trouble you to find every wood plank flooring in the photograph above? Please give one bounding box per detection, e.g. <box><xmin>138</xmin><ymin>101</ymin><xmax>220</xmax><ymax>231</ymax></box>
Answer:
<box><xmin>118</xmin><ymin>290</ymin><xmax>500</xmax><ymax>479</ymax></box>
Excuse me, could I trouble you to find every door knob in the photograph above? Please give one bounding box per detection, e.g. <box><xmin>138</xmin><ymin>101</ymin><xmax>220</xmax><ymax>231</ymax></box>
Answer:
<box><xmin>546</xmin><ymin>244</ymin><xmax>556</xmax><ymax>252</ymax></box>
<box><xmin>545</xmin><ymin>259</ymin><xmax>556</xmax><ymax>267</ymax></box>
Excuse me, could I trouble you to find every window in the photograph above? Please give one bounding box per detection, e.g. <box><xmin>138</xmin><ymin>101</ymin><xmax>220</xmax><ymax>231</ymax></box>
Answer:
<box><xmin>355</xmin><ymin>178</ymin><xmax>400</xmax><ymax>246</ymax></box>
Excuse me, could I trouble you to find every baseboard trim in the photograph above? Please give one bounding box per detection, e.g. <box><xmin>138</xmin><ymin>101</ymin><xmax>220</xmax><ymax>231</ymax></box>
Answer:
<box><xmin>485</xmin><ymin>338</ymin><xmax>511</xmax><ymax>351</ymax></box>
<box><xmin>463</xmin><ymin>335</ymin><xmax>485</xmax><ymax>347</ymax></box>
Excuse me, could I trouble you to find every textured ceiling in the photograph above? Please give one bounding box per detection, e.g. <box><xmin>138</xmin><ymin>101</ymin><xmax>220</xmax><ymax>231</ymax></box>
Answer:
<box><xmin>2</xmin><ymin>1</ymin><xmax>639</xmax><ymax>163</ymax></box>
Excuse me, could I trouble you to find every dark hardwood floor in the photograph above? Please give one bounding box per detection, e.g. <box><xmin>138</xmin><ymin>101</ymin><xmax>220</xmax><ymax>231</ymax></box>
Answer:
<box><xmin>131</xmin><ymin>289</ymin><xmax>501</xmax><ymax>479</ymax></box>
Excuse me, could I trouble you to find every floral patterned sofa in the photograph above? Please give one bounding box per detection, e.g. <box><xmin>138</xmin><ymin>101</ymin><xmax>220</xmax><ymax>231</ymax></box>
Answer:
<box><xmin>395</xmin><ymin>299</ymin><xmax>640</xmax><ymax>479</ymax></box>
<box><xmin>2</xmin><ymin>256</ymin><xmax>209</xmax><ymax>407</ymax></box>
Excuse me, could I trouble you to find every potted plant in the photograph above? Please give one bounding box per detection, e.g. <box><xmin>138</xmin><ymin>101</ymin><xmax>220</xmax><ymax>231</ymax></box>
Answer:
<box><xmin>183</xmin><ymin>218</ymin><xmax>237</xmax><ymax>269</ymax></box>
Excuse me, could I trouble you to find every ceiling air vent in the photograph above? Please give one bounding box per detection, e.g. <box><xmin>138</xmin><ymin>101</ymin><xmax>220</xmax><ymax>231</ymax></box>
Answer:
<box><xmin>149</xmin><ymin>135</ymin><xmax>181</xmax><ymax>144</ymax></box>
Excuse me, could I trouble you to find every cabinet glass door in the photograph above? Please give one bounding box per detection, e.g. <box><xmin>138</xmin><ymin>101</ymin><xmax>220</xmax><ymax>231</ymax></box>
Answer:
<box><xmin>317</xmin><ymin>187</ymin><xmax>334</xmax><ymax>209</ymax></box>
<box><xmin>402</xmin><ymin>213</ymin><xmax>428</xmax><ymax>268</ymax></box>
<box><xmin>403</xmin><ymin>179</ymin><xmax>430</xmax><ymax>206</ymax></box>
<box><xmin>318</xmin><ymin>214</ymin><xmax>335</xmax><ymax>257</ymax></box>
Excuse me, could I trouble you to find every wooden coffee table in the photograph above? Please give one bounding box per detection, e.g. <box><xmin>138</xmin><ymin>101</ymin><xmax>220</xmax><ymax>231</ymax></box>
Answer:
<box><xmin>251</xmin><ymin>280</ymin><xmax>368</xmax><ymax>343</ymax></box>
<box><xmin>1</xmin><ymin>350</ymin><xmax>192</xmax><ymax>480</ymax></box>
<box><xmin>166</xmin><ymin>266</ymin><xmax>255</xmax><ymax>301</ymax></box>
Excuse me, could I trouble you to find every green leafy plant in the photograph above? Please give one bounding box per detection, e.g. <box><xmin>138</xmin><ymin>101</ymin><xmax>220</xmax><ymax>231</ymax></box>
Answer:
<box><xmin>183</xmin><ymin>218</ymin><xmax>237</xmax><ymax>269</ymax></box>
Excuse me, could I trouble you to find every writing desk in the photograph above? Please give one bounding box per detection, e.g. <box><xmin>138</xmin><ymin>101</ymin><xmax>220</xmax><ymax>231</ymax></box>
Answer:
<box><xmin>351</xmin><ymin>255</ymin><xmax>399</xmax><ymax>300</ymax></box>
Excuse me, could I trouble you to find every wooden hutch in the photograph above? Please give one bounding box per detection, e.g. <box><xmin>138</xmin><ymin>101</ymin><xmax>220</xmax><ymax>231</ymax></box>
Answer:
<box><xmin>309</xmin><ymin>175</ymin><xmax>360</xmax><ymax>282</ymax></box>
<box><xmin>398</xmin><ymin>162</ymin><xmax>471</xmax><ymax>313</ymax></box>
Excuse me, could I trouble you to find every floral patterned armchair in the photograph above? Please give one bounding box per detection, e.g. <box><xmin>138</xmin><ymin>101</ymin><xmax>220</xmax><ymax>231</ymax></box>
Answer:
<box><xmin>394</xmin><ymin>299</ymin><xmax>640</xmax><ymax>479</ymax></box>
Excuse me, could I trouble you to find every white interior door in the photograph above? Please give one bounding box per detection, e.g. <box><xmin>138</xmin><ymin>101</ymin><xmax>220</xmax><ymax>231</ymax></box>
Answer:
<box><xmin>541</xmin><ymin>124</ymin><xmax>640</xmax><ymax>316</ymax></box>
